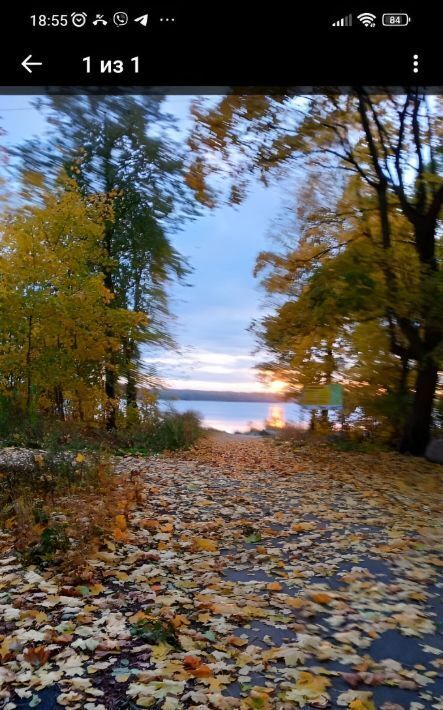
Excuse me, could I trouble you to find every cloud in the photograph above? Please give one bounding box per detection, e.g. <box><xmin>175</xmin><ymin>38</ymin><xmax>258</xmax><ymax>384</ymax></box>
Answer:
<box><xmin>143</xmin><ymin>349</ymin><xmax>266</xmax><ymax>392</ymax></box>
<box><xmin>166</xmin><ymin>379</ymin><xmax>268</xmax><ymax>393</ymax></box>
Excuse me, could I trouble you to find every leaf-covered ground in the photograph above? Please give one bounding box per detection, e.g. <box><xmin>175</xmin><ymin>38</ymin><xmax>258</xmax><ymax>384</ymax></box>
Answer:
<box><xmin>0</xmin><ymin>434</ymin><xmax>442</xmax><ymax>709</ymax></box>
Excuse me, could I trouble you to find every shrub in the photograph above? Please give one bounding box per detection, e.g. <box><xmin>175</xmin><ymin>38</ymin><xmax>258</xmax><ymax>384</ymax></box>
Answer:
<box><xmin>151</xmin><ymin>410</ymin><xmax>203</xmax><ymax>452</ymax></box>
<box><xmin>0</xmin><ymin>394</ymin><xmax>44</xmax><ymax>448</ymax></box>
<box><xmin>0</xmin><ymin>403</ymin><xmax>203</xmax><ymax>457</ymax></box>
<box><xmin>275</xmin><ymin>424</ymin><xmax>312</xmax><ymax>446</ymax></box>
<box><xmin>114</xmin><ymin>408</ymin><xmax>203</xmax><ymax>454</ymax></box>
<box><xmin>0</xmin><ymin>452</ymin><xmax>138</xmax><ymax>569</ymax></box>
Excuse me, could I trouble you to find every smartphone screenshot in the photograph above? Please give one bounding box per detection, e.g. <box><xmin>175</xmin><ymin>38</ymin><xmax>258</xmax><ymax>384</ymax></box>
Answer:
<box><xmin>0</xmin><ymin>3</ymin><xmax>442</xmax><ymax>709</ymax></box>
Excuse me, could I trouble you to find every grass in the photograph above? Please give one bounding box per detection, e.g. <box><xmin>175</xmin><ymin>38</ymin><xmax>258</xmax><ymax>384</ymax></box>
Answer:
<box><xmin>0</xmin><ymin>406</ymin><xmax>203</xmax><ymax>455</ymax></box>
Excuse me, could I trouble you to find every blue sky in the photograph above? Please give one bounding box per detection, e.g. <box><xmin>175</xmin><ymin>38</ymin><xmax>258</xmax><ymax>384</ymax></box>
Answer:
<box><xmin>0</xmin><ymin>95</ymin><xmax>286</xmax><ymax>392</ymax></box>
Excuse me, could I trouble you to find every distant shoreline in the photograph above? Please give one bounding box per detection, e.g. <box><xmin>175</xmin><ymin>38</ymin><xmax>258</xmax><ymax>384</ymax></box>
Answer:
<box><xmin>158</xmin><ymin>389</ymin><xmax>287</xmax><ymax>404</ymax></box>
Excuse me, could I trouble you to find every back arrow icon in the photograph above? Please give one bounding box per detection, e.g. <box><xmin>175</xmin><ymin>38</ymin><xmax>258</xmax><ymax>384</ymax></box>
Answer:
<box><xmin>21</xmin><ymin>54</ymin><xmax>43</xmax><ymax>73</ymax></box>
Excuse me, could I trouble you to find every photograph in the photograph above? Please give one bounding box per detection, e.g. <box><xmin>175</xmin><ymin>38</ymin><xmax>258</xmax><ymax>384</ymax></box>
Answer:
<box><xmin>0</xmin><ymin>6</ymin><xmax>442</xmax><ymax>710</ymax></box>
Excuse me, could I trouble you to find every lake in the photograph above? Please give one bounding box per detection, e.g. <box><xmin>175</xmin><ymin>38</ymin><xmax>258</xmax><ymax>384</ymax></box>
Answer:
<box><xmin>160</xmin><ymin>399</ymin><xmax>308</xmax><ymax>433</ymax></box>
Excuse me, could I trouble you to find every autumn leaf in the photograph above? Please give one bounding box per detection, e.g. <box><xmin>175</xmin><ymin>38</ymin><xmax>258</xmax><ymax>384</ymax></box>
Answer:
<box><xmin>285</xmin><ymin>596</ymin><xmax>305</xmax><ymax>608</ymax></box>
<box><xmin>227</xmin><ymin>635</ymin><xmax>248</xmax><ymax>647</ymax></box>
<box><xmin>349</xmin><ymin>698</ymin><xmax>376</xmax><ymax>710</ymax></box>
<box><xmin>141</xmin><ymin>519</ymin><xmax>160</xmax><ymax>530</ymax></box>
<box><xmin>129</xmin><ymin>610</ymin><xmax>151</xmax><ymax>624</ymax></box>
<box><xmin>183</xmin><ymin>655</ymin><xmax>201</xmax><ymax>670</ymax></box>
<box><xmin>170</xmin><ymin>614</ymin><xmax>189</xmax><ymax>629</ymax></box>
<box><xmin>337</xmin><ymin>691</ymin><xmax>375</xmax><ymax>707</ymax></box>
<box><xmin>1</xmin><ymin>430</ymin><xmax>442</xmax><ymax>707</ymax></box>
<box><xmin>113</xmin><ymin>527</ymin><xmax>127</xmax><ymax>542</ymax></box>
<box><xmin>24</xmin><ymin>646</ymin><xmax>51</xmax><ymax>668</ymax></box>
<box><xmin>283</xmin><ymin>670</ymin><xmax>331</xmax><ymax>705</ymax></box>
<box><xmin>114</xmin><ymin>514</ymin><xmax>127</xmax><ymax>531</ymax></box>
<box><xmin>192</xmin><ymin>537</ymin><xmax>218</xmax><ymax>552</ymax></box>
<box><xmin>244</xmin><ymin>688</ymin><xmax>274</xmax><ymax>709</ymax></box>
<box><xmin>292</xmin><ymin>521</ymin><xmax>317</xmax><ymax>532</ymax></box>
<box><xmin>266</xmin><ymin>582</ymin><xmax>282</xmax><ymax>592</ymax></box>
<box><xmin>310</xmin><ymin>592</ymin><xmax>333</xmax><ymax>605</ymax></box>
<box><xmin>191</xmin><ymin>663</ymin><xmax>213</xmax><ymax>678</ymax></box>
<box><xmin>147</xmin><ymin>641</ymin><xmax>172</xmax><ymax>662</ymax></box>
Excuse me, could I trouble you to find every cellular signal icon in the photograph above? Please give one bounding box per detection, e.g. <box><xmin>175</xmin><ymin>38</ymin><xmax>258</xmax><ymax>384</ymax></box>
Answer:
<box><xmin>332</xmin><ymin>13</ymin><xmax>352</xmax><ymax>26</ymax></box>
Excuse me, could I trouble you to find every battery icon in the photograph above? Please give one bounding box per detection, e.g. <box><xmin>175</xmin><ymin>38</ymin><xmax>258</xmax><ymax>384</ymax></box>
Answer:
<box><xmin>382</xmin><ymin>13</ymin><xmax>411</xmax><ymax>26</ymax></box>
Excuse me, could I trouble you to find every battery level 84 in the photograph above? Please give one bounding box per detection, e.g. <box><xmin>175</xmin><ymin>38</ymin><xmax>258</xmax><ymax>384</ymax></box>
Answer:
<box><xmin>382</xmin><ymin>13</ymin><xmax>411</xmax><ymax>26</ymax></box>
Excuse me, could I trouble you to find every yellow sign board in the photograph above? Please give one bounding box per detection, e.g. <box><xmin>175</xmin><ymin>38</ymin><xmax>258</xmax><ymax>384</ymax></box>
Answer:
<box><xmin>301</xmin><ymin>384</ymin><xmax>343</xmax><ymax>409</ymax></box>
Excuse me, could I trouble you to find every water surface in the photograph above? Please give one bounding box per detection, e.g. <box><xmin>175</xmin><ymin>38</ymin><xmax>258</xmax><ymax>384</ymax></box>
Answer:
<box><xmin>161</xmin><ymin>399</ymin><xmax>307</xmax><ymax>433</ymax></box>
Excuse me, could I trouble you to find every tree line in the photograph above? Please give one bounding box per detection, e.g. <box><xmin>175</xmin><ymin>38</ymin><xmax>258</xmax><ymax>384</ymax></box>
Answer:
<box><xmin>188</xmin><ymin>91</ymin><xmax>443</xmax><ymax>454</ymax></box>
<box><xmin>0</xmin><ymin>92</ymin><xmax>441</xmax><ymax>455</ymax></box>
<box><xmin>0</xmin><ymin>96</ymin><xmax>195</xmax><ymax>433</ymax></box>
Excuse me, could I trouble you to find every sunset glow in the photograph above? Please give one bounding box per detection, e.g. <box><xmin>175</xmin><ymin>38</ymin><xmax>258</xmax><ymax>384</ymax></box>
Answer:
<box><xmin>269</xmin><ymin>379</ymin><xmax>287</xmax><ymax>394</ymax></box>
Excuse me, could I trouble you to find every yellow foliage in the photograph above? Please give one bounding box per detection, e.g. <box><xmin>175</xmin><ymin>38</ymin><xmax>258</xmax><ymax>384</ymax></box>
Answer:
<box><xmin>0</xmin><ymin>174</ymin><xmax>148</xmax><ymax>423</ymax></box>
<box><xmin>192</xmin><ymin>537</ymin><xmax>218</xmax><ymax>552</ymax></box>
<box><xmin>114</xmin><ymin>514</ymin><xmax>127</xmax><ymax>531</ymax></box>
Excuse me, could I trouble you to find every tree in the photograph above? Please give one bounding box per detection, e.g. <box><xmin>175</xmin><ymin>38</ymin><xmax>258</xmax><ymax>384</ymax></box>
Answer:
<box><xmin>253</xmin><ymin>176</ymin><xmax>422</xmax><ymax>442</ymax></box>
<box><xmin>188</xmin><ymin>92</ymin><xmax>443</xmax><ymax>454</ymax></box>
<box><xmin>0</xmin><ymin>174</ymin><xmax>146</xmax><ymax>426</ymax></box>
<box><xmin>15</xmin><ymin>96</ymin><xmax>196</xmax><ymax>428</ymax></box>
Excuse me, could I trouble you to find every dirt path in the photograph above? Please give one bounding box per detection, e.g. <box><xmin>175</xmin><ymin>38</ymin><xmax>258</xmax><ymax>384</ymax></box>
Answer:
<box><xmin>1</xmin><ymin>435</ymin><xmax>442</xmax><ymax>709</ymax></box>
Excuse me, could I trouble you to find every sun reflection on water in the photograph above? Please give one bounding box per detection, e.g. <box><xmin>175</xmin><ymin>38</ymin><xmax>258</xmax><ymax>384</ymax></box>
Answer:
<box><xmin>266</xmin><ymin>405</ymin><xmax>285</xmax><ymax>429</ymax></box>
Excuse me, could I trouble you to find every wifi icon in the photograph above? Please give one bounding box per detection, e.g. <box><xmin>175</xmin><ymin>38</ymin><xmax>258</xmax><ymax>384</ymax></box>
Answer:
<box><xmin>357</xmin><ymin>12</ymin><xmax>376</xmax><ymax>27</ymax></box>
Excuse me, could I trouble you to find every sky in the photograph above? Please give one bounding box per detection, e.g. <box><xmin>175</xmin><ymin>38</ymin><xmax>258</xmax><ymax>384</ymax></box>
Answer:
<box><xmin>0</xmin><ymin>95</ymin><xmax>288</xmax><ymax>393</ymax></box>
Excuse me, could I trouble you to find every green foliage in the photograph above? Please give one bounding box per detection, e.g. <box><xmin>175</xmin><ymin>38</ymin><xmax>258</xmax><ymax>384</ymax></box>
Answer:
<box><xmin>114</xmin><ymin>408</ymin><xmax>203</xmax><ymax>454</ymax></box>
<box><xmin>329</xmin><ymin>437</ymin><xmax>390</xmax><ymax>454</ymax></box>
<box><xmin>129</xmin><ymin>617</ymin><xmax>179</xmax><ymax>646</ymax></box>
<box><xmin>0</xmin><ymin>394</ymin><xmax>43</xmax><ymax>447</ymax></box>
<box><xmin>16</xmin><ymin>97</ymin><xmax>197</xmax><ymax>412</ymax></box>
<box><xmin>152</xmin><ymin>410</ymin><xmax>203</xmax><ymax>451</ymax></box>
<box><xmin>24</xmin><ymin>521</ymin><xmax>71</xmax><ymax>566</ymax></box>
<box><xmin>0</xmin><ymin>392</ymin><xmax>202</xmax><ymax>456</ymax></box>
<box><xmin>0</xmin><ymin>97</ymin><xmax>200</xmax><ymax>439</ymax></box>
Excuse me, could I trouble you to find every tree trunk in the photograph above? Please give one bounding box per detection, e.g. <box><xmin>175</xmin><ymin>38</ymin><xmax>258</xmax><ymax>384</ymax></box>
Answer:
<box><xmin>76</xmin><ymin>391</ymin><xmax>85</xmax><ymax>422</ymax></box>
<box><xmin>398</xmin><ymin>354</ymin><xmax>410</xmax><ymax>397</ymax></box>
<box><xmin>309</xmin><ymin>411</ymin><xmax>316</xmax><ymax>431</ymax></box>
<box><xmin>103</xmin><ymin>214</ymin><xmax>118</xmax><ymax>430</ymax></box>
<box><xmin>399</xmin><ymin>217</ymin><xmax>440</xmax><ymax>454</ymax></box>
<box><xmin>320</xmin><ymin>409</ymin><xmax>329</xmax><ymax>427</ymax></box>
<box><xmin>105</xmin><ymin>368</ymin><xmax>117</xmax><ymax>431</ymax></box>
<box><xmin>400</xmin><ymin>360</ymin><xmax>438</xmax><ymax>455</ymax></box>
<box><xmin>123</xmin><ymin>339</ymin><xmax>138</xmax><ymax>409</ymax></box>
<box><xmin>102</xmin><ymin>138</ymin><xmax>119</xmax><ymax>431</ymax></box>
<box><xmin>388</xmin><ymin>355</ymin><xmax>411</xmax><ymax>448</ymax></box>
<box><xmin>25</xmin><ymin>315</ymin><xmax>33</xmax><ymax>417</ymax></box>
<box><xmin>54</xmin><ymin>385</ymin><xmax>65</xmax><ymax>420</ymax></box>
